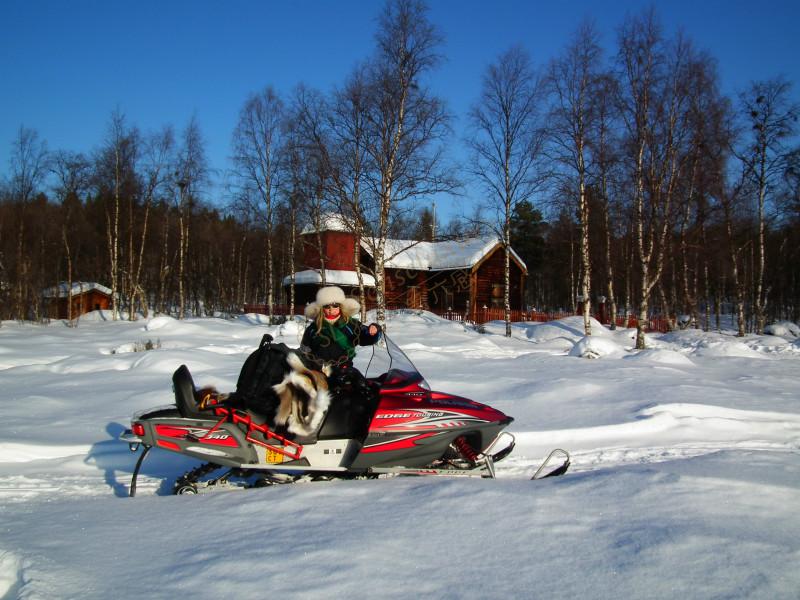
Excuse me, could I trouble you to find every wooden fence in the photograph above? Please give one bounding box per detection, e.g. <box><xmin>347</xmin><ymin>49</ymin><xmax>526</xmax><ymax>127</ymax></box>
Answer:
<box><xmin>428</xmin><ymin>307</ymin><xmax>670</xmax><ymax>333</ymax></box>
<box><xmin>244</xmin><ymin>303</ymin><xmax>671</xmax><ymax>333</ymax></box>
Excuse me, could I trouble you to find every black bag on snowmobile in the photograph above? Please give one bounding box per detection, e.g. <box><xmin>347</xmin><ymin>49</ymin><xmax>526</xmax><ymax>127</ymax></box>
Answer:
<box><xmin>233</xmin><ymin>334</ymin><xmax>295</xmax><ymax>420</ymax></box>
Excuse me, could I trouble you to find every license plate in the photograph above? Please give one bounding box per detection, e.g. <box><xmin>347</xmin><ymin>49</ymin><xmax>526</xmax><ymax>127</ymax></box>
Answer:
<box><xmin>266</xmin><ymin>448</ymin><xmax>284</xmax><ymax>464</ymax></box>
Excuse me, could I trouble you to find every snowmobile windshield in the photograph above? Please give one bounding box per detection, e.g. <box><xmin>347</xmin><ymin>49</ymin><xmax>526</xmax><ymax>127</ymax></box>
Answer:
<box><xmin>354</xmin><ymin>334</ymin><xmax>429</xmax><ymax>392</ymax></box>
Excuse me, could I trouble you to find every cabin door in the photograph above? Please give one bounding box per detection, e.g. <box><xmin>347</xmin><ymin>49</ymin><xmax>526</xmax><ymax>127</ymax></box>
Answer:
<box><xmin>407</xmin><ymin>286</ymin><xmax>422</xmax><ymax>309</ymax></box>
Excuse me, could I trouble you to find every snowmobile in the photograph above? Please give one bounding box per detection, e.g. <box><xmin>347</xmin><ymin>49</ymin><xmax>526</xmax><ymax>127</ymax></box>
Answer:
<box><xmin>121</xmin><ymin>334</ymin><xmax>570</xmax><ymax>496</ymax></box>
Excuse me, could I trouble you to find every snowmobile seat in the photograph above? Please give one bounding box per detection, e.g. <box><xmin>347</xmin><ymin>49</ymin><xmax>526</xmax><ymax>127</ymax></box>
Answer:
<box><xmin>318</xmin><ymin>379</ymin><xmax>377</xmax><ymax>440</ymax></box>
<box><xmin>173</xmin><ymin>365</ymin><xmax>207</xmax><ymax>419</ymax></box>
<box><xmin>317</xmin><ymin>397</ymin><xmax>359</xmax><ymax>439</ymax></box>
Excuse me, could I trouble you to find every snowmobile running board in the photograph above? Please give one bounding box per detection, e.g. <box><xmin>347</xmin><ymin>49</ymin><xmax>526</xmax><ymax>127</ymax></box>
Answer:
<box><xmin>370</xmin><ymin>464</ymin><xmax>495</xmax><ymax>478</ymax></box>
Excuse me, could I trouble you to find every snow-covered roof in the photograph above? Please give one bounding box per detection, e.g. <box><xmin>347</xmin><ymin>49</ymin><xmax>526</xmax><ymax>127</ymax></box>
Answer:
<box><xmin>300</xmin><ymin>213</ymin><xmax>354</xmax><ymax>235</ymax></box>
<box><xmin>42</xmin><ymin>282</ymin><xmax>112</xmax><ymax>299</ymax></box>
<box><xmin>363</xmin><ymin>237</ymin><xmax>527</xmax><ymax>272</ymax></box>
<box><xmin>299</xmin><ymin>211</ymin><xmax>527</xmax><ymax>273</ymax></box>
<box><xmin>283</xmin><ymin>269</ymin><xmax>376</xmax><ymax>287</ymax></box>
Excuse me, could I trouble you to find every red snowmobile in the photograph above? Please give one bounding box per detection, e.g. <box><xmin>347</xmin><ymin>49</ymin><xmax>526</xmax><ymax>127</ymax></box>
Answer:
<box><xmin>121</xmin><ymin>334</ymin><xmax>569</xmax><ymax>495</ymax></box>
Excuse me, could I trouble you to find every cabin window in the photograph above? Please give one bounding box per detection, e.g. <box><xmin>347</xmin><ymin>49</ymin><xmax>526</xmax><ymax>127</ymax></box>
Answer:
<box><xmin>491</xmin><ymin>283</ymin><xmax>503</xmax><ymax>307</ymax></box>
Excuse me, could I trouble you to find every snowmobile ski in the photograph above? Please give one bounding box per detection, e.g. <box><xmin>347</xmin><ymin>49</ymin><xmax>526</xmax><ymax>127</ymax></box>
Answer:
<box><xmin>531</xmin><ymin>448</ymin><xmax>571</xmax><ymax>480</ymax></box>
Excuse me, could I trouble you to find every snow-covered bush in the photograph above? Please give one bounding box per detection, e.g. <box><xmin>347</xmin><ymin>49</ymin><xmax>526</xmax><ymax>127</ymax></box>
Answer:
<box><xmin>568</xmin><ymin>335</ymin><xmax>627</xmax><ymax>359</ymax></box>
<box><xmin>764</xmin><ymin>321</ymin><xmax>800</xmax><ymax>338</ymax></box>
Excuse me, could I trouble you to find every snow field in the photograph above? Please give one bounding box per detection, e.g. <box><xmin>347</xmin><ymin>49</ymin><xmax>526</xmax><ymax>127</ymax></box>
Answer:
<box><xmin>0</xmin><ymin>311</ymin><xmax>798</xmax><ymax>598</ymax></box>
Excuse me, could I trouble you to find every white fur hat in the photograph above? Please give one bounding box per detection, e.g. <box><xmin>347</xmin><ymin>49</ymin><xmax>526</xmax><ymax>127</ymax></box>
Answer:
<box><xmin>305</xmin><ymin>286</ymin><xmax>360</xmax><ymax>319</ymax></box>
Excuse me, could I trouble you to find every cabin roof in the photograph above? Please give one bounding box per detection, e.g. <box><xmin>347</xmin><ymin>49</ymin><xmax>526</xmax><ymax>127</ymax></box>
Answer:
<box><xmin>283</xmin><ymin>269</ymin><xmax>376</xmax><ymax>287</ymax></box>
<box><xmin>42</xmin><ymin>282</ymin><xmax>112</xmax><ymax>299</ymax></box>
<box><xmin>363</xmin><ymin>237</ymin><xmax>527</xmax><ymax>272</ymax></box>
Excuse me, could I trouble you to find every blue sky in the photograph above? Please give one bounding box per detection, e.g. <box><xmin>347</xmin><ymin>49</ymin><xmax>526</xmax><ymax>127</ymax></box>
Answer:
<box><xmin>2</xmin><ymin>0</ymin><xmax>798</xmax><ymax>221</ymax></box>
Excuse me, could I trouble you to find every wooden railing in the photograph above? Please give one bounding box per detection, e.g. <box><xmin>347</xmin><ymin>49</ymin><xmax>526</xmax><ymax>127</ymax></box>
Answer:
<box><xmin>243</xmin><ymin>304</ymin><xmax>293</xmax><ymax>316</ymax></box>
<box><xmin>242</xmin><ymin>303</ymin><xmax>671</xmax><ymax>333</ymax></box>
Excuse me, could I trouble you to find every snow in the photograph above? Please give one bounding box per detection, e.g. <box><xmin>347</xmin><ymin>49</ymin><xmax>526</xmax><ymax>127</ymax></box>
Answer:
<box><xmin>300</xmin><ymin>212</ymin><xmax>352</xmax><ymax>234</ymax></box>
<box><xmin>1</xmin><ymin>312</ymin><xmax>799</xmax><ymax>599</ymax></box>
<box><xmin>283</xmin><ymin>269</ymin><xmax>376</xmax><ymax>287</ymax></box>
<box><xmin>765</xmin><ymin>320</ymin><xmax>800</xmax><ymax>338</ymax></box>
<box><xmin>374</xmin><ymin>236</ymin><xmax>527</xmax><ymax>271</ymax></box>
<box><xmin>569</xmin><ymin>334</ymin><xmax>629</xmax><ymax>359</ymax></box>
<box><xmin>143</xmin><ymin>315</ymin><xmax>177</xmax><ymax>331</ymax></box>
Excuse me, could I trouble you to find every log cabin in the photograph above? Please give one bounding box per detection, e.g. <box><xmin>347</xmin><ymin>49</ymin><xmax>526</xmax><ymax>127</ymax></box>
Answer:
<box><xmin>285</xmin><ymin>217</ymin><xmax>527</xmax><ymax>321</ymax></box>
<box><xmin>43</xmin><ymin>282</ymin><xmax>112</xmax><ymax>319</ymax></box>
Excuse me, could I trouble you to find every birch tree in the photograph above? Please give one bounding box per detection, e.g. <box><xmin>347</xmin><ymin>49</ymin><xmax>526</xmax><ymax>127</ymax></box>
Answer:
<box><xmin>96</xmin><ymin>111</ymin><xmax>138</xmax><ymax>320</ymax></box>
<box><xmin>677</xmin><ymin>57</ymin><xmax>727</xmax><ymax>330</ymax></box>
<box><xmin>617</xmin><ymin>11</ymin><xmax>695</xmax><ymax>348</ymax></box>
<box><xmin>291</xmin><ymin>85</ymin><xmax>336</xmax><ymax>287</ymax></box>
<box><xmin>548</xmin><ymin>22</ymin><xmax>603</xmax><ymax>335</ymax></box>
<box><xmin>329</xmin><ymin>68</ymin><xmax>374</xmax><ymax>315</ymax></box>
<box><xmin>173</xmin><ymin>116</ymin><xmax>208</xmax><ymax>319</ymax></box>
<box><xmin>130</xmin><ymin>127</ymin><xmax>174</xmax><ymax>319</ymax></box>
<box><xmin>50</xmin><ymin>150</ymin><xmax>91</xmax><ymax>324</ymax></box>
<box><xmin>282</xmin><ymin>124</ymin><xmax>304</xmax><ymax>318</ymax></box>
<box><xmin>736</xmin><ymin>78</ymin><xmax>799</xmax><ymax>333</ymax></box>
<box><xmin>588</xmin><ymin>72</ymin><xmax>622</xmax><ymax>329</ymax></box>
<box><xmin>362</xmin><ymin>0</ymin><xmax>454</xmax><ymax>328</ymax></box>
<box><xmin>719</xmin><ymin>160</ymin><xmax>750</xmax><ymax>337</ymax></box>
<box><xmin>304</xmin><ymin>68</ymin><xmax>375</xmax><ymax>313</ymax></box>
<box><xmin>232</xmin><ymin>87</ymin><xmax>285</xmax><ymax>321</ymax></box>
<box><xmin>284</xmin><ymin>89</ymin><xmax>330</xmax><ymax>315</ymax></box>
<box><xmin>467</xmin><ymin>45</ymin><xmax>544</xmax><ymax>337</ymax></box>
<box><xmin>8</xmin><ymin>127</ymin><xmax>48</xmax><ymax>319</ymax></box>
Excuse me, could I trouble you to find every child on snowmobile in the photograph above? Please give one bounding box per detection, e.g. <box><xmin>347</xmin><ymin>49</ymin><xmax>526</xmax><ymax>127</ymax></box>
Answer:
<box><xmin>300</xmin><ymin>286</ymin><xmax>381</xmax><ymax>402</ymax></box>
<box><xmin>301</xmin><ymin>286</ymin><xmax>381</xmax><ymax>366</ymax></box>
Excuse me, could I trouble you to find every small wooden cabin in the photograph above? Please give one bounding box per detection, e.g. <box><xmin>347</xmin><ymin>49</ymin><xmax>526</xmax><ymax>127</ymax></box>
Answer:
<box><xmin>43</xmin><ymin>282</ymin><xmax>112</xmax><ymax>319</ymax></box>
<box><xmin>366</xmin><ymin>237</ymin><xmax>527</xmax><ymax>316</ymax></box>
<box><xmin>286</xmin><ymin>217</ymin><xmax>527</xmax><ymax>319</ymax></box>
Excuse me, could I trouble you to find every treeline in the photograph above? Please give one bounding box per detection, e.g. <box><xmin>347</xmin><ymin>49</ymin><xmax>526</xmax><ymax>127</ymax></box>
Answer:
<box><xmin>1</xmin><ymin>2</ymin><xmax>799</xmax><ymax>342</ymax></box>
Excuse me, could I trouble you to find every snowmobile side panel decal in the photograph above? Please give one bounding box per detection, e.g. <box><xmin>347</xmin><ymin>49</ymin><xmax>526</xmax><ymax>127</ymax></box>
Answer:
<box><xmin>360</xmin><ymin>431</ymin><xmax>440</xmax><ymax>452</ymax></box>
<box><xmin>154</xmin><ymin>424</ymin><xmax>240</xmax><ymax>447</ymax></box>
<box><xmin>156</xmin><ymin>439</ymin><xmax>180</xmax><ymax>451</ymax></box>
<box><xmin>369</xmin><ymin>409</ymin><xmax>490</xmax><ymax>433</ymax></box>
<box><xmin>185</xmin><ymin>445</ymin><xmax>230</xmax><ymax>457</ymax></box>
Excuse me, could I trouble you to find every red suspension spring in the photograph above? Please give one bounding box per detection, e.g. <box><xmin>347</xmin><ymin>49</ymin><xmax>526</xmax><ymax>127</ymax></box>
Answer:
<box><xmin>454</xmin><ymin>435</ymin><xmax>479</xmax><ymax>463</ymax></box>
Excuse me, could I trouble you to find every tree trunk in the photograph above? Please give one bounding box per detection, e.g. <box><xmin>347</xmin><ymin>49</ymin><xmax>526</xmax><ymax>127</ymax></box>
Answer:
<box><xmin>178</xmin><ymin>209</ymin><xmax>187</xmax><ymax>319</ymax></box>
<box><xmin>504</xmin><ymin>242</ymin><xmax>512</xmax><ymax>338</ymax></box>
<box><xmin>289</xmin><ymin>214</ymin><xmax>296</xmax><ymax>318</ymax></box>
<box><xmin>579</xmin><ymin>173</ymin><xmax>591</xmax><ymax>336</ymax></box>
<box><xmin>375</xmin><ymin>237</ymin><xmax>387</xmax><ymax>327</ymax></box>
<box><xmin>62</xmin><ymin>225</ymin><xmax>73</xmax><ymax>326</ymax></box>
<box><xmin>111</xmin><ymin>143</ymin><xmax>121</xmax><ymax>320</ymax></box>
<box><xmin>158</xmin><ymin>211</ymin><xmax>170</xmax><ymax>315</ymax></box>
<box><xmin>755</xmin><ymin>155</ymin><xmax>768</xmax><ymax>333</ymax></box>
<box><xmin>601</xmin><ymin>176</ymin><xmax>617</xmax><ymax>330</ymax></box>
<box><xmin>129</xmin><ymin>195</ymin><xmax>151</xmax><ymax>321</ymax></box>
<box><xmin>266</xmin><ymin>216</ymin><xmax>274</xmax><ymax>322</ymax></box>
<box><xmin>634</xmin><ymin>142</ymin><xmax>648</xmax><ymax>349</ymax></box>
<box><xmin>724</xmin><ymin>207</ymin><xmax>746</xmax><ymax>337</ymax></box>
